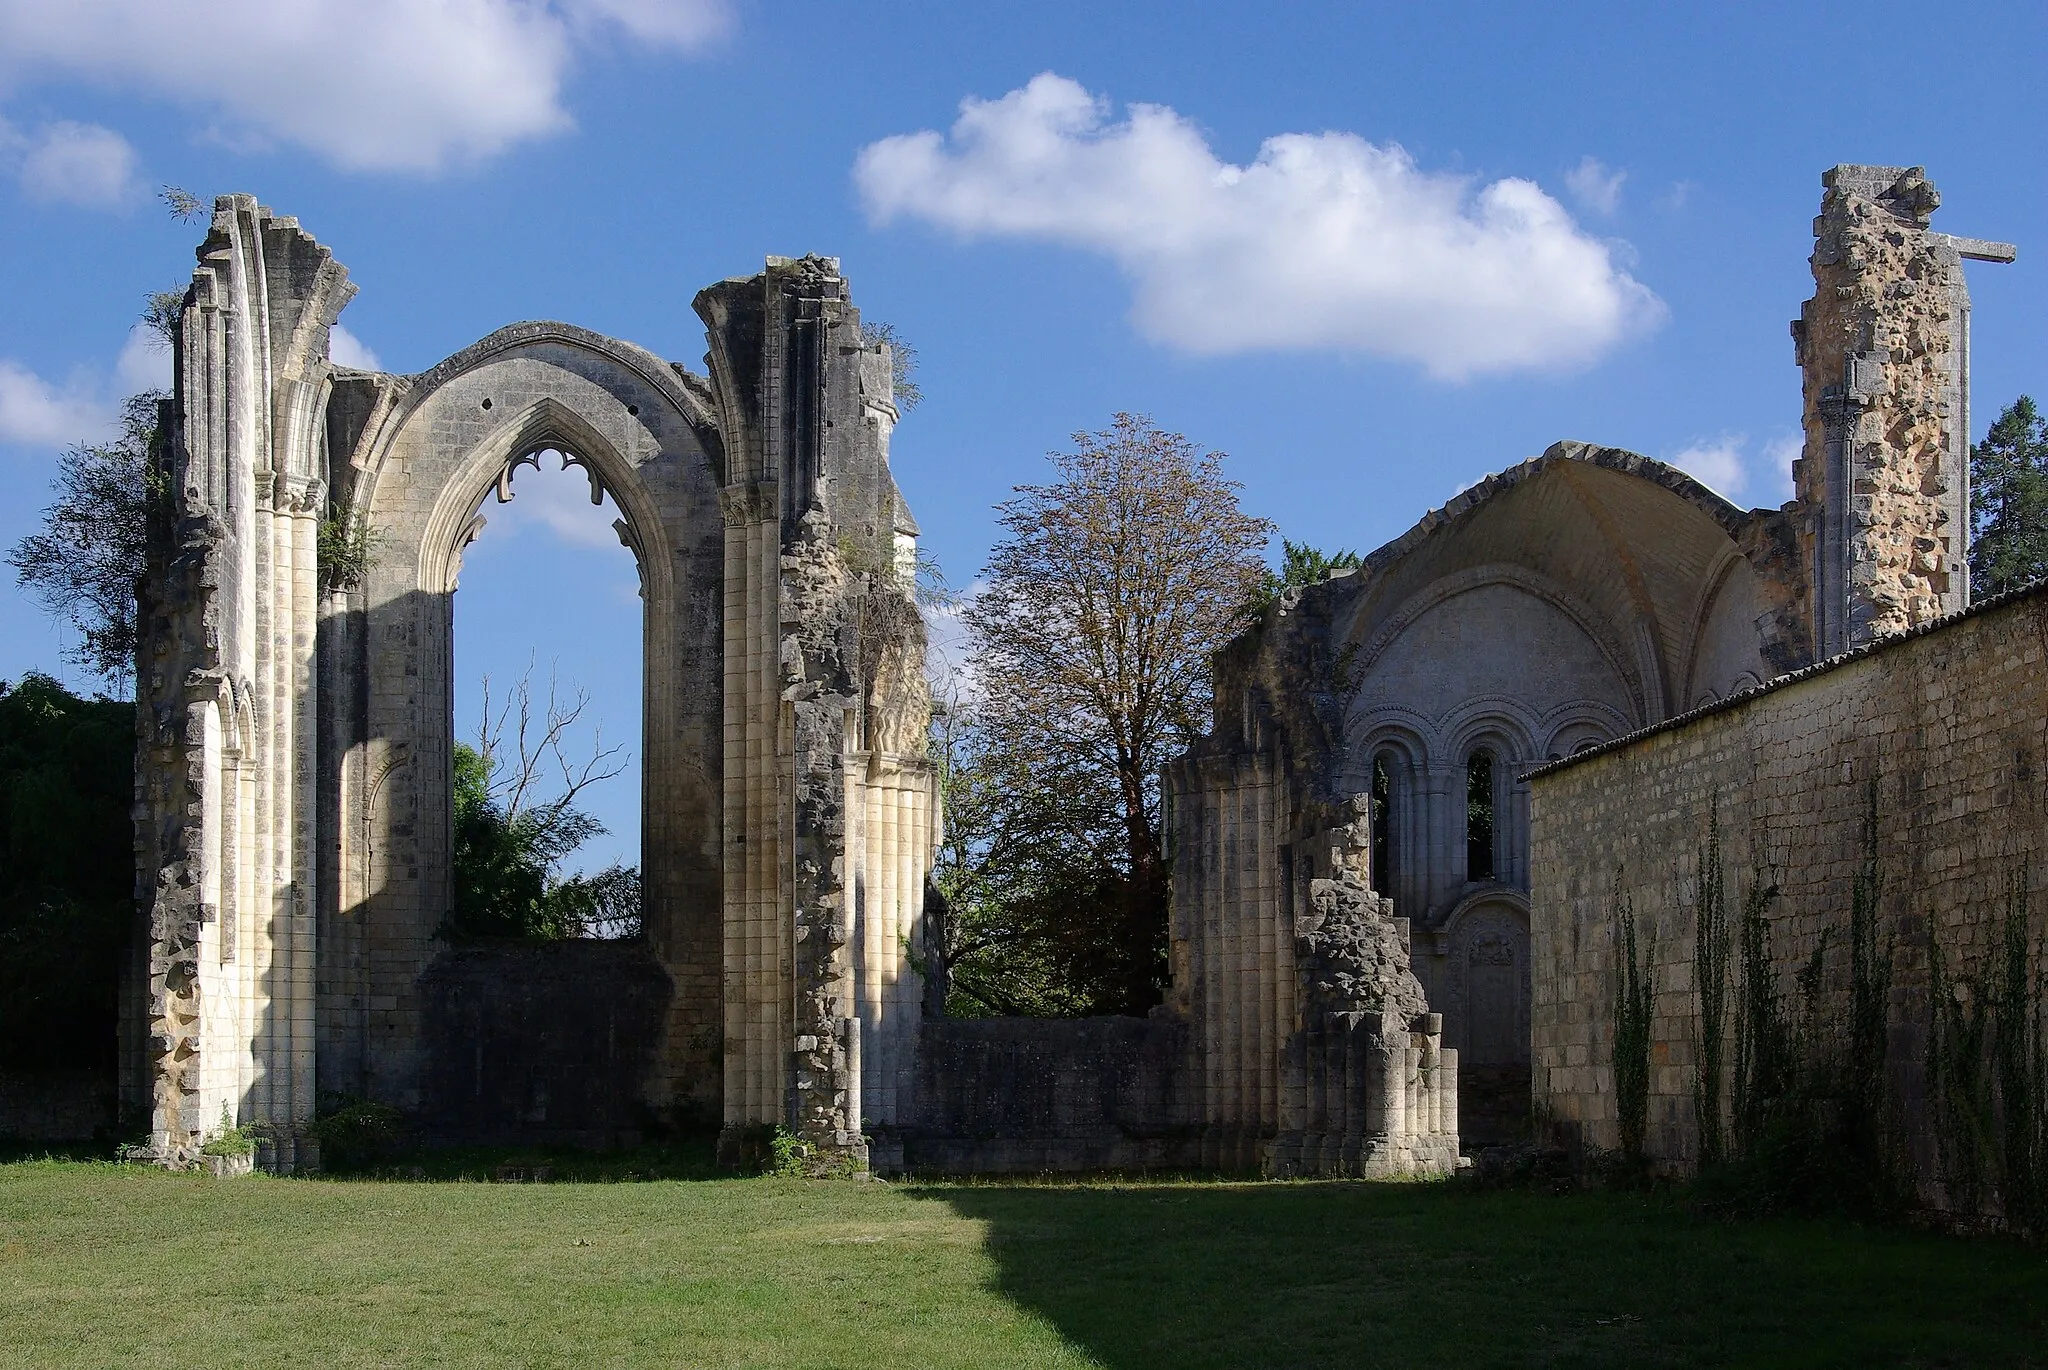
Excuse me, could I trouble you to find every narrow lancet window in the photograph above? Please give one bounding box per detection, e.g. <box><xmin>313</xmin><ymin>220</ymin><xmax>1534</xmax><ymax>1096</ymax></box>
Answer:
<box><xmin>1466</xmin><ymin>749</ymin><xmax>1496</xmax><ymax>881</ymax></box>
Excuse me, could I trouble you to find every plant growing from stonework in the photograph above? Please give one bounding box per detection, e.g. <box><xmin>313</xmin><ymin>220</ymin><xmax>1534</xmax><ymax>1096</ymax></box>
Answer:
<box><xmin>1730</xmin><ymin>869</ymin><xmax>1786</xmax><ymax>1159</ymax></box>
<box><xmin>1926</xmin><ymin>870</ymin><xmax>2048</xmax><ymax>1231</ymax></box>
<box><xmin>1993</xmin><ymin>875</ymin><xmax>2048</xmax><ymax>1230</ymax></box>
<box><xmin>1611</xmin><ymin>870</ymin><xmax>1655</xmax><ymax>1167</ymax></box>
<box><xmin>1244</xmin><ymin>538</ymin><xmax>1362</xmax><ymax>617</ymax></box>
<box><xmin>199</xmin><ymin>1106</ymin><xmax>258</xmax><ymax>1158</ymax></box>
<box><xmin>1692</xmin><ymin>810</ymin><xmax>1733</xmax><ymax>1167</ymax></box>
<box><xmin>858</xmin><ymin>321</ymin><xmax>923</xmax><ymax>414</ymax></box>
<box><xmin>953</xmin><ymin>414</ymin><xmax>1274</xmax><ymax>1015</ymax></box>
<box><xmin>1840</xmin><ymin>783</ymin><xmax>1900</xmax><ymax>1202</ymax></box>
<box><xmin>317</xmin><ymin>505</ymin><xmax>382</xmax><ymax>593</ymax></box>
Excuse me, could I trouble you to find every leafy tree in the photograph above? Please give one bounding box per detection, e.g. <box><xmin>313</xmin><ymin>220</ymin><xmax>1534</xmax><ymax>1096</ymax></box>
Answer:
<box><xmin>444</xmin><ymin>673</ymin><xmax>640</xmax><ymax>941</ymax></box>
<box><xmin>947</xmin><ymin>414</ymin><xmax>1273</xmax><ymax>1015</ymax></box>
<box><xmin>1969</xmin><ymin>395</ymin><xmax>2048</xmax><ymax>602</ymax></box>
<box><xmin>0</xmin><ymin>675</ymin><xmax>133</xmax><ymax>1072</ymax></box>
<box><xmin>8</xmin><ymin>391</ymin><xmax>165</xmax><ymax>686</ymax></box>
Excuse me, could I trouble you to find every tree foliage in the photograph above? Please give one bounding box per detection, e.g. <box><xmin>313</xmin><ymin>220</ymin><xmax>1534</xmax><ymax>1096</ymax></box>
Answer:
<box><xmin>1969</xmin><ymin>395</ymin><xmax>2048</xmax><ymax>602</ymax></box>
<box><xmin>1246</xmin><ymin>538</ymin><xmax>1362</xmax><ymax>615</ymax></box>
<box><xmin>443</xmin><ymin>673</ymin><xmax>640</xmax><ymax>942</ymax></box>
<box><xmin>0</xmin><ymin>675</ymin><xmax>133</xmax><ymax>1072</ymax></box>
<box><xmin>941</xmin><ymin>414</ymin><xmax>1274</xmax><ymax>1016</ymax></box>
<box><xmin>7</xmin><ymin>391</ymin><xmax>165</xmax><ymax>686</ymax></box>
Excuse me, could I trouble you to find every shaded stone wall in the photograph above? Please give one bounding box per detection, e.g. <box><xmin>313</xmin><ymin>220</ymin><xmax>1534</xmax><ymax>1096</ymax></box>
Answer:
<box><xmin>889</xmin><ymin>1016</ymin><xmax>1192</xmax><ymax>1174</ymax></box>
<box><xmin>1529</xmin><ymin>584</ymin><xmax>2048</xmax><ymax>1210</ymax></box>
<box><xmin>0</xmin><ymin>1072</ymin><xmax>116</xmax><ymax>1144</ymax></box>
<box><xmin>417</xmin><ymin>942</ymin><xmax>673</xmax><ymax>1147</ymax></box>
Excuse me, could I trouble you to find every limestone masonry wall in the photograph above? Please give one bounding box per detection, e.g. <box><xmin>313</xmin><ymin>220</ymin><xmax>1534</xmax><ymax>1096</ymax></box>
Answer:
<box><xmin>1530</xmin><ymin>584</ymin><xmax>2048</xmax><ymax>1206</ymax></box>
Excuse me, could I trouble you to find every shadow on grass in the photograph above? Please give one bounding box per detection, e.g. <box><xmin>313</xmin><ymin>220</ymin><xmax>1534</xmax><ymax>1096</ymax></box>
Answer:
<box><xmin>916</xmin><ymin>1179</ymin><xmax>2048</xmax><ymax>1370</ymax></box>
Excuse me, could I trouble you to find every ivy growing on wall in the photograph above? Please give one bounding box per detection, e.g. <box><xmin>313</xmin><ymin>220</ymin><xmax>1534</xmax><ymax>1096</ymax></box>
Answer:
<box><xmin>1610</xmin><ymin>869</ymin><xmax>1654</xmax><ymax>1168</ymax></box>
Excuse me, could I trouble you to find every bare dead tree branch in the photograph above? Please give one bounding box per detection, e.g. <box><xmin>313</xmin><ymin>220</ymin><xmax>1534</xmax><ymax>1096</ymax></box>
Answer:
<box><xmin>474</xmin><ymin>661</ymin><xmax>628</xmax><ymax>823</ymax></box>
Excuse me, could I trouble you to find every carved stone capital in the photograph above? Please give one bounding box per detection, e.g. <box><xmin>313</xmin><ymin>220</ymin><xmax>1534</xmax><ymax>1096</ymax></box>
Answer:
<box><xmin>719</xmin><ymin>478</ymin><xmax>779</xmax><ymax>527</ymax></box>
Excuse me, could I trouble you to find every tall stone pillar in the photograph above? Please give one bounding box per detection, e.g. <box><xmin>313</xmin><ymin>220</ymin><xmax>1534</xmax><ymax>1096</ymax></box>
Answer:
<box><xmin>1792</xmin><ymin>165</ymin><xmax>2014</xmax><ymax>653</ymax></box>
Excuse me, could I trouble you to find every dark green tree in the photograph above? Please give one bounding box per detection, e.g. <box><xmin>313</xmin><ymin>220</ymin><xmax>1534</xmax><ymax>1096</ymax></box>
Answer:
<box><xmin>7</xmin><ymin>391</ymin><xmax>165</xmax><ymax>685</ymax></box>
<box><xmin>0</xmin><ymin>675</ymin><xmax>134</xmax><ymax>1072</ymax></box>
<box><xmin>443</xmin><ymin>673</ymin><xmax>639</xmax><ymax>941</ymax></box>
<box><xmin>1969</xmin><ymin>396</ymin><xmax>2048</xmax><ymax>601</ymax></box>
<box><xmin>1247</xmin><ymin>539</ymin><xmax>1363</xmax><ymax>615</ymax></box>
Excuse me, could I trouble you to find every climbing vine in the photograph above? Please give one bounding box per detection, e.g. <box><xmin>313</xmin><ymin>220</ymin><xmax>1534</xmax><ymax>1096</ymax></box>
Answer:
<box><xmin>1611</xmin><ymin>869</ymin><xmax>1654</xmax><ymax>1167</ymax></box>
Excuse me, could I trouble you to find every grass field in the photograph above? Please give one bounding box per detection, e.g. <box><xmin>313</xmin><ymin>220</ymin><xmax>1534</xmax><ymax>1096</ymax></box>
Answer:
<box><xmin>3</xmin><ymin>1156</ymin><xmax>2046</xmax><ymax>1368</ymax></box>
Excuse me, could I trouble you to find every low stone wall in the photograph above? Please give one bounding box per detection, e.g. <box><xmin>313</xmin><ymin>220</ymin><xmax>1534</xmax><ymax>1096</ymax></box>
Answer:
<box><xmin>884</xmin><ymin>1015</ymin><xmax>1195</xmax><ymax>1173</ymax></box>
<box><xmin>417</xmin><ymin>940</ymin><xmax>673</xmax><ymax>1148</ymax></box>
<box><xmin>0</xmin><ymin>1071</ymin><xmax>116</xmax><ymax>1143</ymax></box>
<box><xmin>1528</xmin><ymin>585</ymin><xmax>2048</xmax><ymax>1210</ymax></box>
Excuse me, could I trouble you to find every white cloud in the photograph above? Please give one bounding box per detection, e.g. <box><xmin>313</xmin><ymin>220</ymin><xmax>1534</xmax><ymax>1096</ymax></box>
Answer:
<box><xmin>490</xmin><ymin>452</ymin><xmax>630</xmax><ymax>551</ymax></box>
<box><xmin>0</xmin><ymin>0</ymin><xmax>731</xmax><ymax>173</ymax></box>
<box><xmin>115</xmin><ymin>323</ymin><xmax>171</xmax><ymax>392</ymax></box>
<box><xmin>855</xmin><ymin>74</ymin><xmax>1663</xmax><ymax>380</ymax></box>
<box><xmin>922</xmin><ymin>579</ymin><xmax>981</xmax><ymax>709</ymax></box>
<box><xmin>1666</xmin><ymin>433</ymin><xmax>1805</xmax><ymax>505</ymax></box>
<box><xmin>0</xmin><ymin>360</ymin><xmax>111</xmax><ymax>447</ymax></box>
<box><xmin>0</xmin><ymin>117</ymin><xmax>141</xmax><ymax>208</ymax></box>
<box><xmin>330</xmin><ymin>324</ymin><xmax>381</xmax><ymax>371</ymax></box>
<box><xmin>1564</xmin><ymin>156</ymin><xmax>1625</xmax><ymax>215</ymax></box>
<box><xmin>1759</xmin><ymin>434</ymin><xmax>1801</xmax><ymax>505</ymax></box>
<box><xmin>1667</xmin><ymin>437</ymin><xmax>1748</xmax><ymax>500</ymax></box>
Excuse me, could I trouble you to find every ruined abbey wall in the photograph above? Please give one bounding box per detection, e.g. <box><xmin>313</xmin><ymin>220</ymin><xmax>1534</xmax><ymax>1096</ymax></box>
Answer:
<box><xmin>1528</xmin><ymin>583</ymin><xmax>2048</xmax><ymax>1208</ymax></box>
<box><xmin>131</xmin><ymin>198</ymin><xmax>940</xmax><ymax>1172</ymax></box>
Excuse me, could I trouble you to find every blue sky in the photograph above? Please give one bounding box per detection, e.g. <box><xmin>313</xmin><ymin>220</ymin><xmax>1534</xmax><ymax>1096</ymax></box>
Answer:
<box><xmin>1</xmin><ymin>0</ymin><xmax>2042</xmax><ymax>869</ymax></box>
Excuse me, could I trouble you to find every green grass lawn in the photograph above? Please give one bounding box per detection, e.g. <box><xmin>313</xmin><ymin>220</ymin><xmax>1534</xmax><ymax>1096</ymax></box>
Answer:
<box><xmin>3</xmin><ymin>1157</ymin><xmax>2045</xmax><ymax>1369</ymax></box>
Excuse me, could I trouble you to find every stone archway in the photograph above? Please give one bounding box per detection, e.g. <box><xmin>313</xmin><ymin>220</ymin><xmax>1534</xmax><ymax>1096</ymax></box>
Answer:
<box><xmin>135</xmin><ymin>200</ymin><xmax>938</xmax><ymax>1173</ymax></box>
<box><xmin>337</xmin><ymin>323</ymin><xmax>737</xmax><ymax>1130</ymax></box>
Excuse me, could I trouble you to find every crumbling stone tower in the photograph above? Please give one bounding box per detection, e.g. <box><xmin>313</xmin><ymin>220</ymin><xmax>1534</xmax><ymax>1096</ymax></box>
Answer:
<box><xmin>1792</xmin><ymin>164</ymin><xmax>2014</xmax><ymax>653</ymax></box>
<box><xmin>130</xmin><ymin>197</ymin><xmax>939</xmax><ymax>1172</ymax></box>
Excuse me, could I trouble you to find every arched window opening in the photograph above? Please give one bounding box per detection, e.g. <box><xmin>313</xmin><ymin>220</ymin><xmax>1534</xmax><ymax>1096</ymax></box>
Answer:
<box><xmin>1466</xmin><ymin>748</ymin><xmax>1496</xmax><ymax>882</ymax></box>
<box><xmin>451</xmin><ymin>446</ymin><xmax>645</xmax><ymax>940</ymax></box>
<box><xmin>1370</xmin><ymin>753</ymin><xmax>1395</xmax><ymax>896</ymax></box>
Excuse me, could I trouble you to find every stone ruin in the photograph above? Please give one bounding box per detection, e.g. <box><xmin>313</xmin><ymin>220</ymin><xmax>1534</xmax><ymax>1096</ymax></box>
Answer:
<box><xmin>1162</xmin><ymin>164</ymin><xmax>2011</xmax><ymax>1148</ymax></box>
<box><xmin>131</xmin><ymin>195</ymin><xmax>939</xmax><ymax>1173</ymax></box>
<box><xmin>120</xmin><ymin>165</ymin><xmax>2008</xmax><ymax>1179</ymax></box>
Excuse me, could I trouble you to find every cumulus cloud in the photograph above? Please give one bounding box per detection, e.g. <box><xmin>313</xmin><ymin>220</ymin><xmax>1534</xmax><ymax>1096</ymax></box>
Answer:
<box><xmin>1668</xmin><ymin>437</ymin><xmax>1747</xmax><ymax>499</ymax></box>
<box><xmin>0</xmin><ymin>116</ymin><xmax>141</xmax><ymax>208</ymax></box>
<box><xmin>855</xmin><ymin>74</ymin><xmax>1663</xmax><ymax>379</ymax></box>
<box><xmin>1564</xmin><ymin>155</ymin><xmax>1624</xmax><ymax>215</ymax></box>
<box><xmin>1666</xmin><ymin>433</ymin><xmax>1805</xmax><ymax>505</ymax></box>
<box><xmin>0</xmin><ymin>360</ymin><xmax>111</xmax><ymax>448</ymax></box>
<box><xmin>330</xmin><ymin>324</ymin><xmax>382</xmax><ymax>372</ymax></box>
<box><xmin>0</xmin><ymin>0</ymin><xmax>731</xmax><ymax>172</ymax></box>
<box><xmin>491</xmin><ymin>452</ymin><xmax>630</xmax><ymax>551</ymax></box>
<box><xmin>114</xmin><ymin>323</ymin><xmax>170</xmax><ymax>392</ymax></box>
